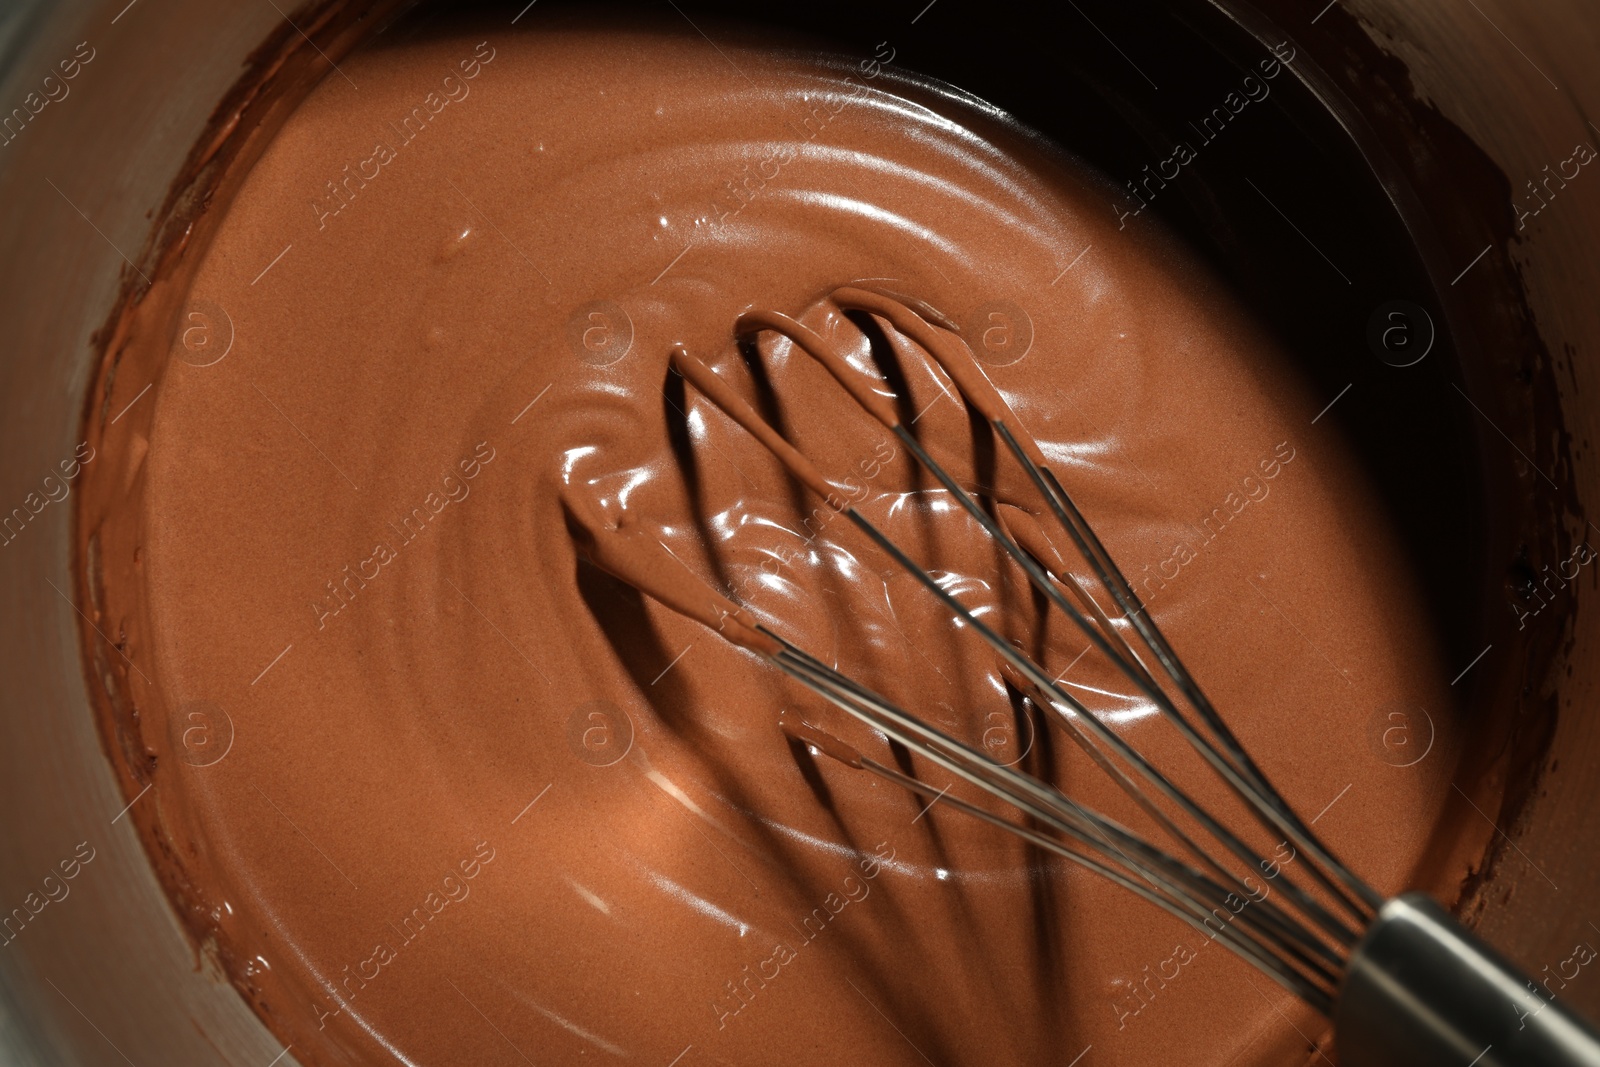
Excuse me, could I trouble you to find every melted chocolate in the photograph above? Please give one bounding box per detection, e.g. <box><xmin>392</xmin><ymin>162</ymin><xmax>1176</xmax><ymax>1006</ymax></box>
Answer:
<box><xmin>76</xmin><ymin>19</ymin><xmax>1474</xmax><ymax>1067</ymax></box>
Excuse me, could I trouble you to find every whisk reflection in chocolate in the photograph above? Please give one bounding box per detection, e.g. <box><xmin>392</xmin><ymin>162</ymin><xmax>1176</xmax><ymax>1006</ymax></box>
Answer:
<box><xmin>564</xmin><ymin>286</ymin><xmax>1600</xmax><ymax>1067</ymax></box>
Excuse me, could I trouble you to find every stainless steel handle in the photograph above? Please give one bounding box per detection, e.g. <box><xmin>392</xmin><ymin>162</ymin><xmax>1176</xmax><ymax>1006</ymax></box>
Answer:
<box><xmin>1336</xmin><ymin>894</ymin><xmax>1600</xmax><ymax>1066</ymax></box>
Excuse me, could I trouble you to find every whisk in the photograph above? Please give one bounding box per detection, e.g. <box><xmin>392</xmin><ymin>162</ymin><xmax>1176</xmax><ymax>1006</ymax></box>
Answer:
<box><xmin>564</xmin><ymin>285</ymin><xmax>1600</xmax><ymax>1067</ymax></box>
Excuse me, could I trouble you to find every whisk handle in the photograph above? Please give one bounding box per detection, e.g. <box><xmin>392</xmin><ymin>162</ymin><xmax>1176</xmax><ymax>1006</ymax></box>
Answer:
<box><xmin>1336</xmin><ymin>894</ymin><xmax>1600</xmax><ymax>1066</ymax></box>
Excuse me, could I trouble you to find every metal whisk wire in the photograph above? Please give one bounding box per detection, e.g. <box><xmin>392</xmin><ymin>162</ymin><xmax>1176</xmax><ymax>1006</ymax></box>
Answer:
<box><xmin>567</xmin><ymin>286</ymin><xmax>1378</xmax><ymax>1013</ymax></box>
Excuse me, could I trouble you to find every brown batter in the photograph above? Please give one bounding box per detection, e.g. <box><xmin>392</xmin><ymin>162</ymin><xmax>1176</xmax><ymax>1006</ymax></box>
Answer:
<box><xmin>78</xmin><ymin>18</ymin><xmax>1459</xmax><ymax>1067</ymax></box>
